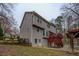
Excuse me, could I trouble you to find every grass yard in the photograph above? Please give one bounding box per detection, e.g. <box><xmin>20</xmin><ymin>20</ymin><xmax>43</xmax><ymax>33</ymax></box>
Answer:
<box><xmin>0</xmin><ymin>44</ymin><xmax>73</xmax><ymax>56</ymax></box>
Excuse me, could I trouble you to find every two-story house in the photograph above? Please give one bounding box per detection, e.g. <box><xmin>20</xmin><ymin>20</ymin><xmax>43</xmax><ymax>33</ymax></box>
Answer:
<box><xmin>20</xmin><ymin>11</ymin><xmax>56</xmax><ymax>47</ymax></box>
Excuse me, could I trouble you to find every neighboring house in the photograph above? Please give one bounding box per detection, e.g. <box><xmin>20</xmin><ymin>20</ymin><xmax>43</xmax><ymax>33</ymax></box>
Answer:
<box><xmin>20</xmin><ymin>11</ymin><xmax>56</xmax><ymax>47</ymax></box>
<box><xmin>66</xmin><ymin>15</ymin><xmax>79</xmax><ymax>47</ymax></box>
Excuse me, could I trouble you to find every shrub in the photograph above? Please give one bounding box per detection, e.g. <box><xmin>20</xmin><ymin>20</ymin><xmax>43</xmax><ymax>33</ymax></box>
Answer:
<box><xmin>17</xmin><ymin>37</ymin><xmax>24</xmax><ymax>44</ymax></box>
<box><xmin>0</xmin><ymin>36</ymin><xmax>3</xmax><ymax>40</ymax></box>
<box><xmin>48</xmin><ymin>33</ymin><xmax>63</xmax><ymax>48</ymax></box>
<box><xmin>17</xmin><ymin>37</ymin><xmax>30</xmax><ymax>44</ymax></box>
<box><xmin>18</xmin><ymin>38</ymin><xmax>27</xmax><ymax>44</ymax></box>
<box><xmin>17</xmin><ymin>36</ymin><xmax>20</xmax><ymax>40</ymax></box>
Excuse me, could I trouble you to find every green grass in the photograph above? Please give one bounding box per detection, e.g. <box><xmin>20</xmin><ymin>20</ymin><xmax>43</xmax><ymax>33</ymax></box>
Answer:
<box><xmin>0</xmin><ymin>44</ymin><xmax>71</xmax><ymax>56</ymax></box>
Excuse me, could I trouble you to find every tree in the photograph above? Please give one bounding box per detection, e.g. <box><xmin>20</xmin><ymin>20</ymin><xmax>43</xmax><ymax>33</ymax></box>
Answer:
<box><xmin>0</xmin><ymin>24</ymin><xmax>4</xmax><ymax>40</ymax></box>
<box><xmin>61</xmin><ymin>3</ymin><xmax>79</xmax><ymax>16</ymax></box>
<box><xmin>0</xmin><ymin>3</ymin><xmax>17</xmax><ymax>36</ymax></box>
<box><xmin>55</xmin><ymin>16</ymin><xmax>63</xmax><ymax>33</ymax></box>
<box><xmin>61</xmin><ymin>3</ymin><xmax>79</xmax><ymax>30</ymax></box>
<box><xmin>0</xmin><ymin>3</ymin><xmax>15</xmax><ymax>26</ymax></box>
<box><xmin>0</xmin><ymin>3</ymin><xmax>14</xmax><ymax>14</ymax></box>
<box><xmin>61</xmin><ymin>3</ymin><xmax>79</xmax><ymax>54</ymax></box>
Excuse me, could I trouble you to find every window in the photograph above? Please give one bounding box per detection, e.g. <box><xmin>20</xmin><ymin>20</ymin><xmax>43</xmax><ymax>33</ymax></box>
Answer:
<box><xmin>40</xmin><ymin>20</ymin><xmax>42</xmax><ymax>23</ymax></box>
<box><xmin>37</xmin><ymin>28</ymin><xmax>39</xmax><ymax>32</ymax></box>
<box><xmin>35</xmin><ymin>39</ymin><xmax>37</xmax><ymax>44</ymax></box>
<box><xmin>39</xmin><ymin>39</ymin><xmax>41</xmax><ymax>43</ymax></box>
<box><xmin>37</xmin><ymin>18</ymin><xmax>39</xmax><ymax>22</ymax></box>
<box><xmin>37</xmin><ymin>18</ymin><xmax>42</xmax><ymax>24</ymax></box>
<box><xmin>46</xmin><ymin>31</ymin><xmax>49</xmax><ymax>36</ymax></box>
<box><xmin>43</xmin><ymin>30</ymin><xmax>45</xmax><ymax>36</ymax></box>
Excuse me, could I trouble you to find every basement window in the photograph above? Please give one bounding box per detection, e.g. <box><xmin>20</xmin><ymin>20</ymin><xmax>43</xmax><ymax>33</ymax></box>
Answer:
<box><xmin>39</xmin><ymin>39</ymin><xmax>41</xmax><ymax>43</ymax></box>
<box><xmin>35</xmin><ymin>39</ymin><xmax>37</xmax><ymax>44</ymax></box>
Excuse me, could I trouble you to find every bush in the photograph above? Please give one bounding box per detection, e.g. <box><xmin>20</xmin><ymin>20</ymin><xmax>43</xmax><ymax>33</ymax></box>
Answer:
<box><xmin>17</xmin><ymin>36</ymin><xmax>20</xmax><ymax>40</ymax></box>
<box><xmin>18</xmin><ymin>38</ymin><xmax>27</xmax><ymax>44</ymax></box>
<box><xmin>0</xmin><ymin>36</ymin><xmax>3</xmax><ymax>40</ymax></box>
<box><xmin>17</xmin><ymin>37</ymin><xmax>31</xmax><ymax>46</ymax></box>
<box><xmin>17</xmin><ymin>37</ymin><xmax>25</xmax><ymax>44</ymax></box>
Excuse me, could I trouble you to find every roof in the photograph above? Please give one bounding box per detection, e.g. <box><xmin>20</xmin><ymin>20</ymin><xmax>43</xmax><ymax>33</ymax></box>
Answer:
<box><xmin>20</xmin><ymin>11</ymin><xmax>56</xmax><ymax>28</ymax></box>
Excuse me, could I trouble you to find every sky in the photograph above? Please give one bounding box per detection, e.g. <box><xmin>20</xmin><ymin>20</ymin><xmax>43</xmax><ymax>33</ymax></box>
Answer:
<box><xmin>13</xmin><ymin>3</ymin><xmax>64</xmax><ymax>28</ymax></box>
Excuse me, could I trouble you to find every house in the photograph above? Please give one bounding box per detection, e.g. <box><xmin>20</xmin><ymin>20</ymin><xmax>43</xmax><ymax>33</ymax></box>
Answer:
<box><xmin>66</xmin><ymin>15</ymin><xmax>79</xmax><ymax>48</ymax></box>
<box><xmin>20</xmin><ymin>11</ymin><xmax>56</xmax><ymax>47</ymax></box>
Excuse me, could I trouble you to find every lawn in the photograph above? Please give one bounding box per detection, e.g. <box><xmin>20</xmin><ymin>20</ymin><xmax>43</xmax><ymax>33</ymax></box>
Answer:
<box><xmin>0</xmin><ymin>44</ymin><xmax>72</xmax><ymax>56</ymax></box>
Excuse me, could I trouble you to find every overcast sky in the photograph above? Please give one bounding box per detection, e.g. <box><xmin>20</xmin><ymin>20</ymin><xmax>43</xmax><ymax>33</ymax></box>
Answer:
<box><xmin>13</xmin><ymin>3</ymin><xmax>64</xmax><ymax>28</ymax></box>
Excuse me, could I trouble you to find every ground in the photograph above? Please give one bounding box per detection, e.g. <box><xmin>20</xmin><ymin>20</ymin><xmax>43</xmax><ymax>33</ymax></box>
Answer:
<box><xmin>0</xmin><ymin>44</ymin><xmax>74</xmax><ymax>56</ymax></box>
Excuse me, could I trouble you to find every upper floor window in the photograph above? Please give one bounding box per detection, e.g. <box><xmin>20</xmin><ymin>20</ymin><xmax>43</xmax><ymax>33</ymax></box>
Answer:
<box><xmin>37</xmin><ymin>18</ymin><xmax>42</xmax><ymax>24</ymax></box>
<box><xmin>39</xmin><ymin>39</ymin><xmax>41</xmax><ymax>43</ymax></box>
<box><xmin>37</xmin><ymin>18</ymin><xmax>39</xmax><ymax>22</ymax></box>
<box><xmin>43</xmin><ymin>30</ymin><xmax>45</xmax><ymax>36</ymax></box>
<box><xmin>37</xmin><ymin>28</ymin><xmax>39</xmax><ymax>32</ymax></box>
<box><xmin>46</xmin><ymin>31</ymin><xmax>49</xmax><ymax>36</ymax></box>
<box><xmin>39</xmin><ymin>19</ymin><xmax>42</xmax><ymax>23</ymax></box>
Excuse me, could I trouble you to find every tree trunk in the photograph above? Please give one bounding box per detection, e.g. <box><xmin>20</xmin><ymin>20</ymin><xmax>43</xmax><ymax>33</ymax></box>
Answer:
<box><xmin>69</xmin><ymin>34</ymin><xmax>74</xmax><ymax>54</ymax></box>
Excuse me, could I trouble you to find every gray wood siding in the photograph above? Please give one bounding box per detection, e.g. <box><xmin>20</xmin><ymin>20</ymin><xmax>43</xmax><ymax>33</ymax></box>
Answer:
<box><xmin>20</xmin><ymin>13</ymin><xmax>32</xmax><ymax>43</ymax></box>
<box><xmin>20</xmin><ymin>11</ymin><xmax>56</xmax><ymax>47</ymax></box>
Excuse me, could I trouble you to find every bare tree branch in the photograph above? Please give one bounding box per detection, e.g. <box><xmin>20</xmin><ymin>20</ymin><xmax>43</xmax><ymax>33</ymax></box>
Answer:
<box><xmin>65</xmin><ymin>7</ymin><xmax>79</xmax><ymax>17</ymax></box>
